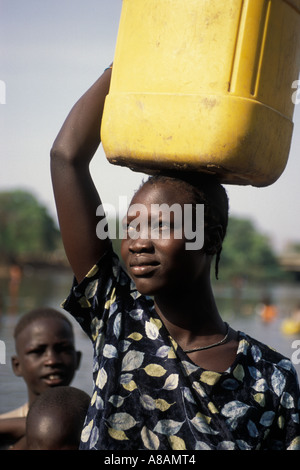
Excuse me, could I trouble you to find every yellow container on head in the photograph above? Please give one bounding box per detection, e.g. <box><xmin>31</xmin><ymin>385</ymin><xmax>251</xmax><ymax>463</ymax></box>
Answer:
<box><xmin>101</xmin><ymin>0</ymin><xmax>300</xmax><ymax>186</ymax></box>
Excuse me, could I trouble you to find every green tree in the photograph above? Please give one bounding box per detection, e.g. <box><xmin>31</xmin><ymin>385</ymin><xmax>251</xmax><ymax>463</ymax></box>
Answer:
<box><xmin>218</xmin><ymin>217</ymin><xmax>282</xmax><ymax>282</ymax></box>
<box><xmin>0</xmin><ymin>189</ymin><xmax>59</xmax><ymax>263</ymax></box>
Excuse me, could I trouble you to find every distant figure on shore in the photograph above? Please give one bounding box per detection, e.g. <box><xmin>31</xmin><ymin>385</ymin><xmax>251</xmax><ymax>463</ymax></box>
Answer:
<box><xmin>8</xmin><ymin>264</ymin><xmax>22</xmax><ymax>314</ymax></box>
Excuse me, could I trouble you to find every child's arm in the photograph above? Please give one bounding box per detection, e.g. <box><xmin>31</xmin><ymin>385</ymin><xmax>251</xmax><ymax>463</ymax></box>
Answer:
<box><xmin>0</xmin><ymin>417</ymin><xmax>26</xmax><ymax>447</ymax></box>
<box><xmin>50</xmin><ymin>68</ymin><xmax>112</xmax><ymax>283</ymax></box>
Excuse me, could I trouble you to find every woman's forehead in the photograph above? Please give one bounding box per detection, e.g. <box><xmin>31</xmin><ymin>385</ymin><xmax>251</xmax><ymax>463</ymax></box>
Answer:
<box><xmin>131</xmin><ymin>180</ymin><xmax>194</xmax><ymax>206</ymax></box>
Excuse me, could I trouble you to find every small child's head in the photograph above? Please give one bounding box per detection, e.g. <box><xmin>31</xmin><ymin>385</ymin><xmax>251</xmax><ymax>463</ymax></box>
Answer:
<box><xmin>26</xmin><ymin>386</ymin><xmax>90</xmax><ymax>450</ymax></box>
<box><xmin>121</xmin><ymin>172</ymin><xmax>229</xmax><ymax>295</ymax></box>
<box><xmin>11</xmin><ymin>308</ymin><xmax>81</xmax><ymax>405</ymax></box>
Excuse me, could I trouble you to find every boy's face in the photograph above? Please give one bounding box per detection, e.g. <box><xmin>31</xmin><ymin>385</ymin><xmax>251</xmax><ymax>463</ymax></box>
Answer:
<box><xmin>121</xmin><ymin>181</ymin><xmax>209</xmax><ymax>297</ymax></box>
<box><xmin>12</xmin><ymin>318</ymin><xmax>81</xmax><ymax>404</ymax></box>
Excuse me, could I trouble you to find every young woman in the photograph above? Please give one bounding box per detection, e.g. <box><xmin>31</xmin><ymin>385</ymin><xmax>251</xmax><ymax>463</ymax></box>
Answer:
<box><xmin>51</xmin><ymin>67</ymin><xmax>300</xmax><ymax>450</ymax></box>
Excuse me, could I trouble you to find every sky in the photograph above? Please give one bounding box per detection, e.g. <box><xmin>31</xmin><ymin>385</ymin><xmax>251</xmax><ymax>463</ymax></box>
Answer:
<box><xmin>1</xmin><ymin>0</ymin><xmax>300</xmax><ymax>253</ymax></box>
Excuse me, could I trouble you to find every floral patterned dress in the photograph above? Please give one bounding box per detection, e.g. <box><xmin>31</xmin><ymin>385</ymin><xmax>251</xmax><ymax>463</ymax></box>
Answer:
<box><xmin>63</xmin><ymin>248</ymin><xmax>300</xmax><ymax>450</ymax></box>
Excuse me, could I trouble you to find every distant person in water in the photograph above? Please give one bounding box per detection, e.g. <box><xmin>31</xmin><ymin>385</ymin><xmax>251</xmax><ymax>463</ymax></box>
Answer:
<box><xmin>259</xmin><ymin>296</ymin><xmax>278</xmax><ymax>324</ymax></box>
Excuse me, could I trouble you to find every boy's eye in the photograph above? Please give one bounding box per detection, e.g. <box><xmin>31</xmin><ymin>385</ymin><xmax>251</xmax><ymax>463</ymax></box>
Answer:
<box><xmin>27</xmin><ymin>343</ymin><xmax>75</xmax><ymax>355</ymax></box>
<box><xmin>28</xmin><ymin>347</ymin><xmax>45</xmax><ymax>356</ymax></box>
<box><xmin>56</xmin><ymin>343</ymin><xmax>75</xmax><ymax>354</ymax></box>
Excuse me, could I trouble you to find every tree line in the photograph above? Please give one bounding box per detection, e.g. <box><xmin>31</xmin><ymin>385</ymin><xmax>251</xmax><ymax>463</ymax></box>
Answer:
<box><xmin>0</xmin><ymin>189</ymin><xmax>287</xmax><ymax>281</ymax></box>
<box><xmin>0</xmin><ymin>190</ymin><xmax>59</xmax><ymax>266</ymax></box>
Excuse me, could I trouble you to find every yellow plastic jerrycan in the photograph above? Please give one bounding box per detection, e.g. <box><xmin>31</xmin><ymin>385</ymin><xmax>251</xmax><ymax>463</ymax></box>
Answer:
<box><xmin>101</xmin><ymin>0</ymin><xmax>300</xmax><ymax>187</ymax></box>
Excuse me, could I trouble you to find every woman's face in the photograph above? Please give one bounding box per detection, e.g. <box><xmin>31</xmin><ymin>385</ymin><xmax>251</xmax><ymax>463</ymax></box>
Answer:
<box><xmin>121</xmin><ymin>181</ymin><xmax>210</xmax><ymax>297</ymax></box>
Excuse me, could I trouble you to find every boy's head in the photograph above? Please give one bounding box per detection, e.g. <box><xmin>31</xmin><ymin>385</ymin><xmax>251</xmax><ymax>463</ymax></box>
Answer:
<box><xmin>26</xmin><ymin>386</ymin><xmax>90</xmax><ymax>450</ymax></box>
<box><xmin>12</xmin><ymin>308</ymin><xmax>81</xmax><ymax>405</ymax></box>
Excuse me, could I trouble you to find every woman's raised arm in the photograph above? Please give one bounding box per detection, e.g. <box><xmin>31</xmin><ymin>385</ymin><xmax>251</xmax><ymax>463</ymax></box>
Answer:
<box><xmin>50</xmin><ymin>68</ymin><xmax>112</xmax><ymax>283</ymax></box>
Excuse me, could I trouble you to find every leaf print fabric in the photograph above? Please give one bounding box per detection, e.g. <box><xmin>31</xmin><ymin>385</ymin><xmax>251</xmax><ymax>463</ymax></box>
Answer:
<box><xmin>63</xmin><ymin>247</ymin><xmax>300</xmax><ymax>450</ymax></box>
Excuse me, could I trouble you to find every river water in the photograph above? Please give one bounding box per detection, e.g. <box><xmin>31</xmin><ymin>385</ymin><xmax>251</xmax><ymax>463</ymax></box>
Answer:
<box><xmin>1</xmin><ymin>268</ymin><xmax>300</xmax><ymax>414</ymax></box>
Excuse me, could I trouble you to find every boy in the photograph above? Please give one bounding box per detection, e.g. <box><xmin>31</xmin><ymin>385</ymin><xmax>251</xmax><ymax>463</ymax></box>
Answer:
<box><xmin>0</xmin><ymin>307</ymin><xmax>81</xmax><ymax>448</ymax></box>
